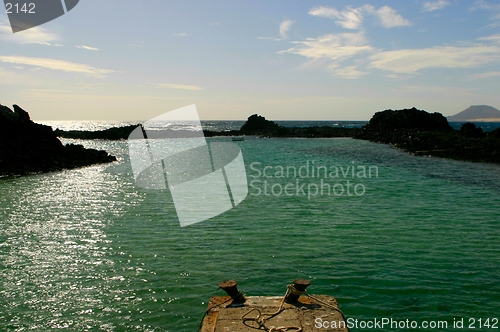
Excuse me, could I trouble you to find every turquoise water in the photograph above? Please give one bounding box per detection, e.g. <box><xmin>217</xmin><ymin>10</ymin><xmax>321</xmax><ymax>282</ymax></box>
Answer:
<box><xmin>1</xmin><ymin>136</ymin><xmax>500</xmax><ymax>331</ymax></box>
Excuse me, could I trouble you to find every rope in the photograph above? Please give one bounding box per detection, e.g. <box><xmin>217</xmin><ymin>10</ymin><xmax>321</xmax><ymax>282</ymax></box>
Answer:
<box><xmin>241</xmin><ymin>285</ymin><xmax>302</xmax><ymax>332</ymax></box>
<box><xmin>199</xmin><ymin>285</ymin><xmax>350</xmax><ymax>332</ymax></box>
<box><xmin>305</xmin><ymin>293</ymin><xmax>350</xmax><ymax>332</ymax></box>
<box><xmin>241</xmin><ymin>285</ymin><xmax>350</xmax><ymax>332</ymax></box>
<box><xmin>196</xmin><ymin>290</ymin><xmax>245</xmax><ymax>332</ymax></box>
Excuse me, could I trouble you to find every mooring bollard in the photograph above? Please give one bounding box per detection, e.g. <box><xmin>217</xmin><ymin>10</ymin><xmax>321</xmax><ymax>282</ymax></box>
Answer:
<box><xmin>284</xmin><ymin>279</ymin><xmax>312</xmax><ymax>303</ymax></box>
<box><xmin>219</xmin><ymin>280</ymin><xmax>245</xmax><ymax>303</ymax></box>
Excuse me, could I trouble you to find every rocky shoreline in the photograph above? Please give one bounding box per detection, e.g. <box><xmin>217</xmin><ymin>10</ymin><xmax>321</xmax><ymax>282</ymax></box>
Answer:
<box><xmin>207</xmin><ymin>111</ymin><xmax>500</xmax><ymax>163</ymax></box>
<box><xmin>355</xmin><ymin>108</ymin><xmax>500</xmax><ymax>163</ymax></box>
<box><xmin>54</xmin><ymin>124</ymin><xmax>139</xmax><ymax>140</ymax></box>
<box><xmin>0</xmin><ymin>105</ymin><xmax>116</xmax><ymax>177</ymax></box>
<box><xmin>49</xmin><ymin>107</ymin><xmax>500</xmax><ymax>165</ymax></box>
<box><xmin>204</xmin><ymin>114</ymin><xmax>358</xmax><ymax>138</ymax></box>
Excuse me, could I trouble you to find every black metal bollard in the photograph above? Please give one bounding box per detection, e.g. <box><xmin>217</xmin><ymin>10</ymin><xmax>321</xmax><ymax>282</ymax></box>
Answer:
<box><xmin>284</xmin><ymin>279</ymin><xmax>312</xmax><ymax>303</ymax></box>
<box><xmin>219</xmin><ymin>280</ymin><xmax>245</xmax><ymax>303</ymax></box>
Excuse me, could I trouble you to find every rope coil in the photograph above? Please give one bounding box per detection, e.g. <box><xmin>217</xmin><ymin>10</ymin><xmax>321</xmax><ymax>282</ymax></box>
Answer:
<box><xmin>241</xmin><ymin>285</ymin><xmax>302</xmax><ymax>332</ymax></box>
<box><xmin>198</xmin><ymin>284</ymin><xmax>350</xmax><ymax>332</ymax></box>
<box><xmin>241</xmin><ymin>285</ymin><xmax>350</xmax><ymax>332</ymax></box>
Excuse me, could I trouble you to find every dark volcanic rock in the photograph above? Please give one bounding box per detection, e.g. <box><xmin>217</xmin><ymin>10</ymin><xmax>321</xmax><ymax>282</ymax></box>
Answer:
<box><xmin>237</xmin><ymin>114</ymin><xmax>357</xmax><ymax>138</ymax></box>
<box><xmin>54</xmin><ymin>124</ymin><xmax>138</xmax><ymax>140</ymax></box>
<box><xmin>42</xmin><ymin>106</ymin><xmax>500</xmax><ymax>164</ymax></box>
<box><xmin>52</xmin><ymin>113</ymin><xmax>358</xmax><ymax>140</ymax></box>
<box><xmin>240</xmin><ymin>114</ymin><xmax>280</xmax><ymax>134</ymax></box>
<box><xmin>362</xmin><ymin>107</ymin><xmax>452</xmax><ymax>132</ymax></box>
<box><xmin>215</xmin><ymin>108</ymin><xmax>500</xmax><ymax>163</ymax></box>
<box><xmin>356</xmin><ymin>107</ymin><xmax>500</xmax><ymax>163</ymax></box>
<box><xmin>460</xmin><ymin>122</ymin><xmax>485</xmax><ymax>138</ymax></box>
<box><xmin>490</xmin><ymin>127</ymin><xmax>500</xmax><ymax>139</ymax></box>
<box><xmin>356</xmin><ymin>107</ymin><xmax>452</xmax><ymax>143</ymax></box>
<box><xmin>0</xmin><ymin>104</ymin><xmax>116</xmax><ymax>176</ymax></box>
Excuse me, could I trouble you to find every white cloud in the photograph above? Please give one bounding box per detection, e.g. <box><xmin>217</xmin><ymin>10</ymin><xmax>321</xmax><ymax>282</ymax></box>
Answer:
<box><xmin>309</xmin><ymin>5</ymin><xmax>411</xmax><ymax>29</ymax></box>
<box><xmin>282</xmin><ymin>8</ymin><xmax>500</xmax><ymax>79</ymax></box>
<box><xmin>279</xmin><ymin>20</ymin><xmax>295</xmax><ymax>39</ymax></box>
<box><xmin>259</xmin><ymin>19</ymin><xmax>295</xmax><ymax>41</ymax></box>
<box><xmin>76</xmin><ymin>45</ymin><xmax>99</xmax><ymax>51</ymax></box>
<box><xmin>158</xmin><ymin>83</ymin><xmax>203</xmax><ymax>91</ymax></box>
<box><xmin>308</xmin><ymin>6</ymin><xmax>341</xmax><ymax>19</ymax></box>
<box><xmin>125</xmin><ymin>43</ymin><xmax>144</xmax><ymax>48</ymax></box>
<box><xmin>369</xmin><ymin>45</ymin><xmax>500</xmax><ymax>74</ymax></box>
<box><xmin>0</xmin><ymin>56</ymin><xmax>115</xmax><ymax>77</ymax></box>
<box><xmin>478</xmin><ymin>34</ymin><xmax>500</xmax><ymax>44</ymax></box>
<box><xmin>280</xmin><ymin>29</ymin><xmax>500</xmax><ymax>79</ymax></box>
<box><xmin>382</xmin><ymin>73</ymin><xmax>413</xmax><ymax>80</ymax></box>
<box><xmin>332</xmin><ymin>66</ymin><xmax>367</xmax><ymax>79</ymax></box>
<box><xmin>0</xmin><ymin>22</ymin><xmax>59</xmax><ymax>45</ymax></box>
<box><xmin>363</xmin><ymin>5</ymin><xmax>412</xmax><ymax>28</ymax></box>
<box><xmin>423</xmin><ymin>0</ymin><xmax>450</xmax><ymax>12</ymax></box>
<box><xmin>172</xmin><ymin>32</ymin><xmax>188</xmax><ymax>37</ymax></box>
<box><xmin>309</xmin><ymin>5</ymin><xmax>364</xmax><ymax>29</ymax></box>
<box><xmin>279</xmin><ymin>32</ymin><xmax>373</xmax><ymax>62</ymax></box>
<box><xmin>279</xmin><ymin>32</ymin><xmax>373</xmax><ymax>78</ymax></box>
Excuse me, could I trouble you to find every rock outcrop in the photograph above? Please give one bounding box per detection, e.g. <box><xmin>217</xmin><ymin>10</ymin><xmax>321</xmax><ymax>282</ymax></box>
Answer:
<box><xmin>207</xmin><ymin>114</ymin><xmax>355</xmax><ymax>138</ymax></box>
<box><xmin>44</xmin><ymin>106</ymin><xmax>500</xmax><ymax>164</ymax></box>
<box><xmin>356</xmin><ymin>107</ymin><xmax>500</xmax><ymax>163</ymax></box>
<box><xmin>240</xmin><ymin>114</ymin><xmax>281</xmax><ymax>134</ymax></box>
<box><xmin>0</xmin><ymin>104</ymin><xmax>116</xmax><ymax>176</ymax></box>
<box><xmin>460</xmin><ymin>122</ymin><xmax>485</xmax><ymax>138</ymax></box>
<box><xmin>356</xmin><ymin>107</ymin><xmax>452</xmax><ymax>140</ymax></box>
<box><xmin>54</xmin><ymin>124</ymin><xmax>138</xmax><ymax>140</ymax></box>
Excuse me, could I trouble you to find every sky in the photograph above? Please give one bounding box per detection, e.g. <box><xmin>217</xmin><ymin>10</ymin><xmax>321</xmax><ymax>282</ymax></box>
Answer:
<box><xmin>0</xmin><ymin>0</ymin><xmax>499</xmax><ymax>121</ymax></box>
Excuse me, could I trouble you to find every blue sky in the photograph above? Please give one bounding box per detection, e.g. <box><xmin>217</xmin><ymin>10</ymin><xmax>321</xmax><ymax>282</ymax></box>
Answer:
<box><xmin>1</xmin><ymin>0</ymin><xmax>499</xmax><ymax>120</ymax></box>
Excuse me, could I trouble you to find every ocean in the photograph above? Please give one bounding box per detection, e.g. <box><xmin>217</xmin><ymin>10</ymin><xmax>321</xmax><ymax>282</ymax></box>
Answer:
<box><xmin>1</xmin><ymin>121</ymin><xmax>499</xmax><ymax>331</ymax></box>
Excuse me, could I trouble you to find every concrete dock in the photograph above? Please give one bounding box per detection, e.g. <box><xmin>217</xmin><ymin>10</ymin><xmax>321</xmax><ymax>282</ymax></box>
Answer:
<box><xmin>200</xmin><ymin>280</ymin><xmax>349</xmax><ymax>332</ymax></box>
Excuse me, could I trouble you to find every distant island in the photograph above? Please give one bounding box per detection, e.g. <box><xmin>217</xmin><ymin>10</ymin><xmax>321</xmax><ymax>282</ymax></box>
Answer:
<box><xmin>0</xmin><ymin>104</ymin><xmax>116</xmax><ymax>177</ymax></box>
<box><xmin>448</xmin><ymin>105</ymin><xmax>500</xmax><ymax>122</ymax></box>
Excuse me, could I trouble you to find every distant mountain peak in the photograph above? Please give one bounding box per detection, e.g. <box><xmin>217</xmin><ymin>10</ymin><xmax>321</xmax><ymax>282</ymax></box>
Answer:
<box><xmin>448</xmin><ymin>105</ymin><xmax>500</xmax><ymax>122</ymax></box>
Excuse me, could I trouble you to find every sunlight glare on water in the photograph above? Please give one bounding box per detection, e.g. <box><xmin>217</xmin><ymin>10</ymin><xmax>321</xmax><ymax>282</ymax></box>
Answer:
<box><xmin>0</xmin><ymin>160</ymin><xmax>145</xmax><ymax>331</ymax></box>
<box><xmin>1</xmin><ymin>135</ymin><xmax>499</xmax><ymax>331</ymax></box>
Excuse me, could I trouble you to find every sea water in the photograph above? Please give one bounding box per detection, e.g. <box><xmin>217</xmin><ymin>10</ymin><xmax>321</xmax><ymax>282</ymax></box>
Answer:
<box><xmin>1</xmin><ymin>122</ymin><xmax>499</xmax><ymax>331</ymax></box>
